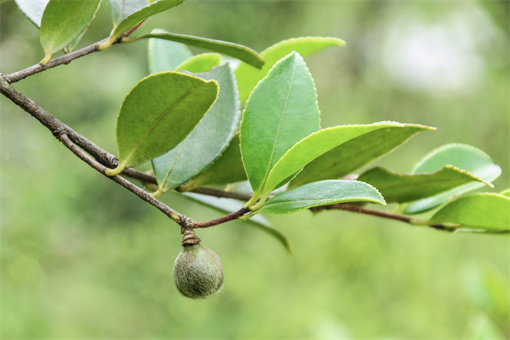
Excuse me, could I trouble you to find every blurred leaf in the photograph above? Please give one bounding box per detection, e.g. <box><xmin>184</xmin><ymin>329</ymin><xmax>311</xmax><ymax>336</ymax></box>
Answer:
<box><xmin>428</xmin><ymin>193</ymin><xmax>510</xmax><ymax>232</ymax></box>
<box><xmin>289</xmin><ymin>123</ymin><xmax>434</xmax><ymax>189</ymax></box>
<box><xmin>235</xmin><ymin>36</ymin><xmax>345</xmax><ymax>102</ymax></box>
<box><xmin>263</xmin><ymin>122</ymin><xmax>414</xmax><ymax>201</ymax></box>
<box><xmin>39</xmin><ymin>0</ymin><xmax>101</xmax><ymax>64</ymax></box>
<box><xmin>405</xmin><ymin>144</ymin><xmax>501</xmax><ymax>214</ymax></box>
<box><xmin>131</xmin><ymin>31</ymin><xmax>264</xmax><ymax>69</ymax></box>
<box><xmin>107</xmin><ymin>72</ymin><xmax>218</xmax><ymax>175</ymax></box>
<box><xmin>15</xmin><ymin>0</ymin><xmax>49</xmax><ymax>27</ymax></box>
<box><xmin>499</xmin><ymin>188</ymin><xmax>510</xmax><ymax>198</ymax></box>
<box><xmin>358</xmin><ymin>165</ymin><xmax>491</xmax><ymax>203</ymax></box>
<box><xmin>106</xmin><ymin>0</ymin><xmax>184</xmax><ymax>45</ymax></box>
<box><xmin>259</xmin><ymin>180</ymin><xmax>385</xmax><ymax>214</ymax></box>
<box><xmin>152</xmin><ymin>64</ymin><xmax>239</xmax><ymax>192</ymax></box>
<box><xmin>175</xmin><ymin>53</ymin><xmax>222</xmax><ymax>73</ymax></box>
<box><xmin>181</xmin><ymin>193</ymin><xmax>291</xmax><ymax>253</ymax></box>
<box><xmin>148</xmin><ymin>28</ymin><xmax>193</xmax><ymax>74</ymax></box>
<box><xmin>185</xmin><ymin>134</ymin><xmax>247</xmax><ymax>189</ymax></box>
<box><xmin>240</xmin><ymin>52</ymin><xmax>320</xmax><ymax>201</ymax></box>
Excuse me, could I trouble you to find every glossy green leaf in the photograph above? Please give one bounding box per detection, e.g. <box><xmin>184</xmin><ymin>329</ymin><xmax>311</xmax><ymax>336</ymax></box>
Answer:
<box><xmin>240</xmin><ymin>52</ymin><xmax>320</xmax><ymax>201</ymax></box>
<box><xmin>175</xmin><ymin>53</ymin><xmax>222</xmax><ymax>73</ymax></box>
<box><xmin>128</xmin><ymin>32</ymin><xmax>264</xmax><ymax>69</ymax></box>
<box><xmin>152</xmin><ymin>64</ymin><xmax>239</xmax><ymax>192</ymax></box>
<box><xmin>235</xmin><ymin>37</ymin><xmax>345</xmax><ymax>102</ymax></box>
<box><xmin>358</xmin><ymin>166</ymin><xmax>491</xmax><ymax>203</ymax></box>
<box><xmin>259</xmin><ymin>180</ymin><xmax>385</xmax><ymax>214</ymax></box>
<box><xmin>289</xmin><ymin>123</ymin><xmax>433</xmax><ymax>189</ymax></box>
<box><xmin>262</xmin><ymin>122</ymin><xmax>415</xmax><ymax>201</ymax></box>
<box><xmin>148</xmin><ymin>28</ymin><xmax>193</xmax><ymax>74</ymax></box>
<box><xmin>103</xmin><ymin>0</ymin><xmax>184</xmax><ymax>48</ymax></box>
<box><xmin>106</xmin><ymin>72</ymin><xmax>218</xmax><ymax>176</ymax></box>
<box><xmin>428</xmin><ymin>193</ymin><xmax>510</xmax><ymax>231</ymax></box>
<box><xmin>15</xmin><ymin>0</ymin><xmax>49</xmax><ymax>27</ymax></box>
<box><xmin>405</xmin><ymin>144</ymin><xmax>501</xmax><ymax>214</ymax></box>
<box><xmin>39</xmin><ymin>0</ymin><xmax>101</xmax><ymax>64</ymax></box>
<box><xmin>181</xmin><ymin>192</ymin><xmax>291</xmax><ymax>253</ymax></box>
<box><xmin>184</xmin><ymin>134</ymin><xmax>247</xmax><ymax>190</ymax></box>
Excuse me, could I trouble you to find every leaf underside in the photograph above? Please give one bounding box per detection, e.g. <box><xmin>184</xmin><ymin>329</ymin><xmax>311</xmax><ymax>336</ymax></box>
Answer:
<box><xmin>115</xmin><ymin>72</ymin><xmax>218</xmax><ymax>169</ymax></box>
<box><xmin>152</xmin><ymin>64</ymin><xmax>240</xmax><ymax>191</ymax></box>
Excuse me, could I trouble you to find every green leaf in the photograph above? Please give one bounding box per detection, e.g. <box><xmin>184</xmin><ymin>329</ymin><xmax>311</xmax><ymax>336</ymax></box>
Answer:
<box><xmin>289</xmin><ymin>123</ymin><xmax>434</xmax><ymax>189</ymax></box>
<box><xmin>151</xmin><ymin>64</ymin><xmax>239</xmax><ymax>192</ymax></box>
<box><xmin>184</xmin><ymin>134</ymin><xmax>247</xmax><ymax>190</ymax></box>
<box><xmin>235</xmin><ymin>37</ymin><xmax>345</xmax><ymax>102</ymax></box>
<box><xmin>181</xmin><ymin>192</ymin><xmax>291</xmax><ymax>253</ymax></box>
<box><xmin>262</xmin><ymin>122</ymin><xmax>417</xmax><ymax>202</ymax></box>
<box><xmin>106</xmin><ymin>72</ymin><xmax>219</xmax><ymax>176</ymax></box>
<box><xmin>39</xmin><ymin>0</ymin><xmax>101</xmax><ymax>64</ymax></box>
<box><xmin>106</xmin><ymin>0</ymin><xmax>147</xmax><ymax>26</ymax></box>
<box><xmin>15</xmin><ymin>0</ymin><xmax>49</xmax><ymax>27</ymax></box>
<box><xmin>127</xmin><ymin>31</ymin><xmax>264</xmax><ymax>69</ymax></box>
<box><xmin>358</xmin><ymin>166</ymin><xmax>491</xmax><ymax>203</ymax></box>
<box><xmin>240</xmin><ymin>52</ymin><xmax>320</xmax><ymax>201</ymax></box>
<box><xmin>101</xmin><ymin>0</ymin><xmax>184</xmax><ymax>49</ymax></box>
<box><xmin>500</xmin><ymin>188</ymin><xmax>510</xmax><ymax>198</ymax></box>
<box><xmin>259</xmin><ymin>180</ymin><xmax>385</xmax><ymax>214</ymax></box>
<box><xmin>175</xmin><ymin>53</ymin><xmax>222</xmax><ymax>73</ymax></box>
<box><xmin>428</xmin><ymin>193</ymin><xmax>510</xmax><ymax>231</ymax></box>
<box><xmin>405</xmin><ymin>144</ymin><xmax>501</xmax><ymax>214</ymax></box>
<box><xmin>148</xmin><ymin>28</ymin><xmax>193</xmax><ymax>74</ymax></box>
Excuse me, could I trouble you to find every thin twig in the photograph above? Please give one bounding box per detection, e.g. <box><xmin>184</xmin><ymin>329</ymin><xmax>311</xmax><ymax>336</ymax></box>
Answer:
<box><xmin>311</xmin><ymin>203</ymin><xmax>454</xmax><ymax>232</ymax></box>
<box><xmin>195</xmin><ymin>207</ymin><xmax>251</xmax><ymax>228</ymax></box>
<box><xmin>59</xmin><ymin>133</ymin><xmax>185</xmax><ymax>221</ymax></box>
<box><xmin>4</xmin><ymin>38</ymin><xmax>110</xmax><ymax>84</ymax></box>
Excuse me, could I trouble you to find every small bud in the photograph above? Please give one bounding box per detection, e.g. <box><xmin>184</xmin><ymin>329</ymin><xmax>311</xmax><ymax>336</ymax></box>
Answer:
<box><xmin>173</xmin><ymin>244</ymin><xmax>224</xmax><ymax>299</ymax></box>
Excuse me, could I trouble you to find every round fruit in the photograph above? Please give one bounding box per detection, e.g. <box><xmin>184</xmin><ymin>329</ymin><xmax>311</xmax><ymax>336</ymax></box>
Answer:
<box><xmin>173</xmin><ymin>244</ymin><xmax>224</xmax><ymax>299</ymax></box>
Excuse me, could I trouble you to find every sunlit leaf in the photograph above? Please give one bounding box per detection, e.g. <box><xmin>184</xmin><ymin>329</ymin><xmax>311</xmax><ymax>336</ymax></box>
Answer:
<box><xmin>263</xmin><ymin>122</ymin><xmax>414</xmax><ymax>202</ymax></box>
<box><xmin>106</xmin><ymin>72</ymin><xmax>218</xmax><ymax>176</ymax></box>
<box><xmin>39</xmin><ymin>0</ymin><xmax>101</xmax><ymax>64</ymax></box>
<box><xmin>428</xmin><ymin>193</ymin><xmax>510</xmax><ymax>231</ymax></box>
<box><xmin>357</xmin><ymin>166</ymin><xmax>491</xmax><ymax>203</ymax></box>
<box><xmin>259</xmin><ymin>180</ymin><xmax>385</xmax><ymax>214</ymax></box>
<box><xmin>235</xmin><ymin>37</ymin><xmax>345</xmax><ymax>102</ymax></box>
<box><xmin>152</xmin><ymin>64</ymin><xmax>239</xmax><ymax>192</ymax></box>
<box><xmin>289</xmin><ymin>124</ymin><xmax>433</xmax><ymax>189</ymax></box>
<box><xmin>106</xmin><ymin>0</ymin><xmax>146</xmax><ymax>26</ymax></box>
<box><xmin>175</xmin><ymin>53</ymin><xmax>222</xmax><ymax>73</ymax></box>
<box><xmin>15</xmin><ymin>0</ymin><xmax>49</xmax><ymax>27</ymax></box>
<box><xmin>405</xmin><ymin>144</ymin><xmax>501</xmax><ymax>214</ymax></box>
<box><xmin>148</xmin><ymin>28</ymin><xmax>192</xmax><ymax>74</ymax></box>
<box><xmin>185</xmin><ymin>134</ymin><xmax>247</xmax><ymax>190</ymax></box>
<box><xmin>128</xmin><ymin>31</ymin><xmax>264</xmax><ymax>69</ymax></box>
<box><xmin>181</xmin><ymin>192</ymin><xmax>291</xmax><ymax>253</ymax></box>
<box><xmin>240</xmin><ymin>52</ymin><xmax>320</xmax><ymax>202</ymax></box>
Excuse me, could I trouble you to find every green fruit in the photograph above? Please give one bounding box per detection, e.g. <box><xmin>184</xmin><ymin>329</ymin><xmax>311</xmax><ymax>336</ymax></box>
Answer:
<box><xmin>173</xmin><ymin>244</ymin><xmax>224</xmax><ymax>299</ymax></box>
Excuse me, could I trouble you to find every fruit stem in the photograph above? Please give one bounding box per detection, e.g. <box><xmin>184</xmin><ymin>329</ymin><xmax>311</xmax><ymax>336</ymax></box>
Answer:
<box><xmin>181</xmin><ymin>225</ymin><xmax>200</xmax><ymax>247</ymax></box>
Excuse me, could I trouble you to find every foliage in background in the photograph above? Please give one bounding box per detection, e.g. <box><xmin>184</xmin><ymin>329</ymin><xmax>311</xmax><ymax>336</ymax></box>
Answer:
<box><xmin>1</xmin><ymin>1</ymin><xmax>504</xmax><ymax>334</ymax></box>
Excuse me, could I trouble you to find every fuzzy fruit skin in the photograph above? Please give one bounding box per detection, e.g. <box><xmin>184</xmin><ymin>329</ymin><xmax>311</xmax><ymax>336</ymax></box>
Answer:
<box><xmin>173</xmin><ymin>244</ymin><xmax>224</xmax><ymax>299</ymax></box>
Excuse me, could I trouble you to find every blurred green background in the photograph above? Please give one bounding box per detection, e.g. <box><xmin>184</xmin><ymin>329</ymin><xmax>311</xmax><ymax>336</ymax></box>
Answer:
<box><xmin>1</xmin><ymin>1</ymin><xmax>509</xmax><ymax>338</ymax></box>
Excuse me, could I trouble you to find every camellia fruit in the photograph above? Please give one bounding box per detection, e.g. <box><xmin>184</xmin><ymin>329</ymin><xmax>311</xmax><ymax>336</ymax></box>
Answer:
<box><xmin>173</xmin><ymin>229</ymin><xmax>224</xmax><ymax>299</ymax></box>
